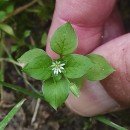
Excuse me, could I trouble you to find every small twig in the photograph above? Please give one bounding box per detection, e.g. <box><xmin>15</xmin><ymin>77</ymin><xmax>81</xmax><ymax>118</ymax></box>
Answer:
<box><xmin>3</xmin><ymin>0</ymin><xmax>39</xmax><ymax>22</ymax></box>
<box><xmin>31</xmin><ymin>98</ymin><xmax>41</xmax><ymax>124</ymax></box>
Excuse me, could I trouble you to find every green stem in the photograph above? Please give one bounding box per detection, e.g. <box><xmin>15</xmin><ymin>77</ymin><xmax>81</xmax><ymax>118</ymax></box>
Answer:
<box><xmin>22</xmin><ymin>73</ymin><xmax>40</xmax><ymax>94</ymax></box>
<box><xmin>95</xmin><ymin>116</ymin><xmax>127</xmax><ymax>130</ymax></box>
<box><xmin>0</xmin><ymin>58</ymin><xmax>21</xmax><ymax>66</ymax></box>
<box><xmin>2</xmin><ymin>43</ymin><xmax>22</xmax><ymax>76</ymax></box>
<box><xmin>0</xmin><ymin>81</ymin><xmax>44</xmax><ymax>100</ymax></box>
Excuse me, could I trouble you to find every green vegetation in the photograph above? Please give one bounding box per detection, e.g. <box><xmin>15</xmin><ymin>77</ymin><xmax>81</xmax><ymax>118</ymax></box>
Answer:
<box><xmin>0</xmin><ymin>0</ymin><xmax>129</xmax><ymax>130</ymax></box>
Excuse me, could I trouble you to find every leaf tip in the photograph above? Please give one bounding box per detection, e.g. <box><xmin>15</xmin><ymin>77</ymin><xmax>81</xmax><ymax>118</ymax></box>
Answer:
<box><xmin>51</xmin><ymin>104</ymin><xmax>58</xmax><ymax>110</ymax></box>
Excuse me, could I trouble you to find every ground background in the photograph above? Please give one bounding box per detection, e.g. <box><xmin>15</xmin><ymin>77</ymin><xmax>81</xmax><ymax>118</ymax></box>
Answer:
<box><xmin>0</xmin><ymin>0</ymin><xmax>130</xmax><ymax>130</ymax></box>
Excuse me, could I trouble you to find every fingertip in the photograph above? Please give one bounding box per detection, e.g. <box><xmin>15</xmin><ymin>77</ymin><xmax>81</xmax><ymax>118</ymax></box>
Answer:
<box><xmin>66</xmin><ymin>81</ymin><xmax>120</xmax><ymax>117</ymax></box>
<box><xmin>46</xmin><ymin>0</ymin><xmax>117</xmax><ymax>57</ymax></box>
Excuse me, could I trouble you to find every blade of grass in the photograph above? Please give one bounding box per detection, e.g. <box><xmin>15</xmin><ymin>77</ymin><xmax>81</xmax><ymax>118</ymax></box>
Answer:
<box><xmin>0</xmin><ymin>81</ymin><xmax>44</xmax><ymax>100</ymax></box>
<box><xmin>95</xmin><ymin>116</ymin><xmax>127</xmax><ymax>130</ymax></box>
<box><xmin>0</xmin><ymin>57</ymin><xmax>41</xmax><ymax>94</ymax></box>
<box><xmin>0</xmin><ymin>31</ymin><xmax>4</xmax><ymax>102</ymax></box>
<box><xmin>0</xmin><ymin>63</ymin><xmax>4</xmax><ymax>101</ymax></box>
<box><xmin>0</xmin><ymin>99</ymin><xmax>25</xmax><ymax>130</ymax></box>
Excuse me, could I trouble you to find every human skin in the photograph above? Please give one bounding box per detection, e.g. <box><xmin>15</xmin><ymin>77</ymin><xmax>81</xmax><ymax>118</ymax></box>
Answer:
<box><xmin>46</xmin><ymin>0</ymin><xmax>130</xmax><ymax>116</ymax></box>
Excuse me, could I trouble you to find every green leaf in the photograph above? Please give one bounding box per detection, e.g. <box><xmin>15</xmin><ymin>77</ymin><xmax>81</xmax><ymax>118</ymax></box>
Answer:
<box><xmin>0</xmin><ymin>23</ymin><xmax>15</xmax><ymax>37</ymax></box>
<box><xmin>53</xmin><ymin>74</ymin><xmax>62</xmax><ymax>81</ymax></box>
<box><xmin>17</xmin><ymin>48</ymin><xmax>46</xmax><ymax>67</ymax></box>
<box><xmin>63</xmin><ymin>54</ymin><xmax>93</xmax><ymax>78</ymax></box>
<box><xmin>6</xmin><ymin>4</ymin><xmax>14</xmax><ymax>14</ymax></box>
<box><xmin>50</xmin><ymin>22</ymin><xmax>77</xmax><ymax>55</ymax></box>
<box><xmin>23</xmin><ymin>55</ymin><xmax>52</xmax><ymax>80</ymax></box>
<box><xmin>0</xmin><ymin>99</ymin><xmax>25</xmax><ymax>130</ymax></box>
<box><xmin>0</xmin><ymin>68</ymin><xmax>4</xmax><ymax>81</ymax></box>
<box><xmin>95</xmin><ymin>116</ymin><xmax>127</xmax><ymax>130</ymax></box>
<box><xmin>43</xmin><ymin>78</ymin><xmax>69</xmax><ymax>109</ymax></box>
<box><xmin>86</xmin><ymin>54</ymin><xmax>114</xmax><ymax>81</ymax></box>
<box><xmin>69</xmin><ymin>75</ymin><xmax>86</xmax><ymax>89</ymax></box>
<box><xmin>41</xmin><ymin>32</ymin><xmax>47</xmax><ymax>47</ymax></box>
<box><xmin>69</xmin><ymin>83</ymin><xmax>80</xmax><ymax>97</ymax></box>
<box><xmin>0</xmin><ymin>11</ymin><xmax>6</xmax><ymax>21</ymax></box>
<box><xmin>23</xmin><ymin>30</ymin><xmax>31</xmax><ymax>38</ymax></box>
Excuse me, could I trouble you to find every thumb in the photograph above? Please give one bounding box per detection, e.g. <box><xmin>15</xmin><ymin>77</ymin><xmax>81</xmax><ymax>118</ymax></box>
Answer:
<box><xmin>66</xmin><ymin>34</ymin><xmax>130</xmax><ymax>116</ymax></box>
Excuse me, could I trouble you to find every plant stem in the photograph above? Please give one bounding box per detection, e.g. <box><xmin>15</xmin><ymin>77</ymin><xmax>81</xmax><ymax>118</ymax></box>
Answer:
<box><xmin>0</xmin><ymin>58</ymin><xmax>21</xmax><ymax>66</ymax></box>
<box><xmin>22</xmin><ymin>73</ymin><xmax>40</xmax><ymax>94</ymax></box>
<box><xmin>2</xmin><ymin>43</ymin><xmax>22</xmax><ymax>76</ymax></box>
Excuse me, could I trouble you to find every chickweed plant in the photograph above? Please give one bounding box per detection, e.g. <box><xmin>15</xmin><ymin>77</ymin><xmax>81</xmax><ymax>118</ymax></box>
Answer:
<box><xmin>0</xmin><ymin>22</ymin><xmax>128</xmax><ymax>130</ymax></box>
<box><xmin>18</xmin><ymin>22</ymin><xmax>114</xmax><ymax>109</ymax></box>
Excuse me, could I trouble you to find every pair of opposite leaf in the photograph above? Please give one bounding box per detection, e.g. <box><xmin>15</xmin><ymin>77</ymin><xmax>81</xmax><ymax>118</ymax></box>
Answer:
<box><xmin>18</xmin><ymin>22</ymin><xmax>114</xmax><ymax>109</ymax></box>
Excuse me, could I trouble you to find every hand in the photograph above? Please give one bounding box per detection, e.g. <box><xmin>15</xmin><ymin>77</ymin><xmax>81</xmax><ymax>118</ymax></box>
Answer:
<box><xmin>46</xmin><ymin>0</ymin><xmax>130</xmax><ymax>116</ymax></box>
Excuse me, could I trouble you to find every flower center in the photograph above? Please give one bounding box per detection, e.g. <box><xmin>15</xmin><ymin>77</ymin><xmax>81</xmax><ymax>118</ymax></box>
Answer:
<box><xmin>51</xmin><ymin>61</ymin><xmax>65</xmax><ymax>75</ymax></box>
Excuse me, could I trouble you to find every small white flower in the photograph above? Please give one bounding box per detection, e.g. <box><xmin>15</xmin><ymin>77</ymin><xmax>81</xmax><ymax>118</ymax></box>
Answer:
<box><xmin>51</xmin><ymin>61</ymin><xmax>65</xmax><ymax>75</ymax></box>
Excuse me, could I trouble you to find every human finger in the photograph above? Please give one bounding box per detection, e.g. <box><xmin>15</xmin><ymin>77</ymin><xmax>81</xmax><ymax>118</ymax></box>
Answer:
<box><xmin>66</xmin><ymin>33</ymin><xmax>130</xmax><ymax>116</ymax></box>
<box><xmin>46</xmin><ymin>0</ymin><xmax>117</xmax><ymax>58</ymax></box>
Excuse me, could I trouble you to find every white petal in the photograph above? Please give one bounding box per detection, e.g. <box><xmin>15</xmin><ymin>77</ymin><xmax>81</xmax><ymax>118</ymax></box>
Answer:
<box><xmin>52</xmin><ymin>68</ymin><xmax>55</xmax><ymax>70</ymax></box>
<box><xmin>55</xmin><ymin>61</ymin><xmax>58</xmax><ymax>64</ymax></box>
<box><xmin>57</xmin><ymin>61</ymin><xmax>61</xmax><ymax>64</ymax></box>
<box><xmin>60</xmin><ymin>67</ymin><xmax>64</xmax><ymax>70</ymax></box>
<box><xmin>60</xmin><ymin>63</ymin><xmax>65</xmax><ymax>66</ymax></box>
<box><xmin>54</xmin><ymin>69</ymin><xmax>57</xmax><ymax>74</ymax></box>
<box><xmin>58</xmin><ymin>69</ymin><xmax>61</xmax><ymax>73</ymax></box>
<box><xmin>56</xmin><ymin>69</ymin><xmax>59</xmax><ymax>74</ymax></box>
<box><xmin>52</xmin><ymin>62</ymin><xmax>55</xmax><ymax>65</ymax></box>
<box><xmin>51</xmin><ymin>64</ymin><xmax>55</xmax><ymax>67</ymax></box>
